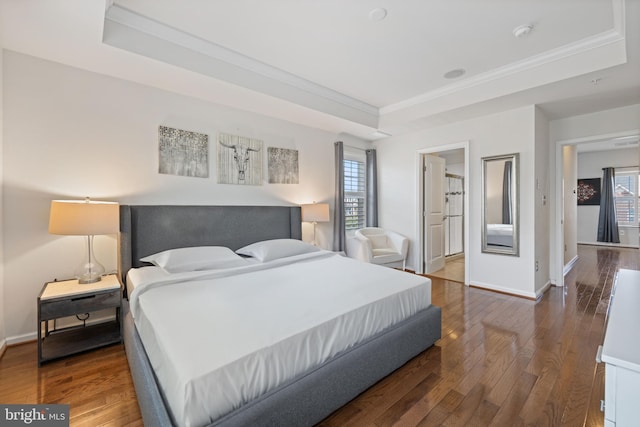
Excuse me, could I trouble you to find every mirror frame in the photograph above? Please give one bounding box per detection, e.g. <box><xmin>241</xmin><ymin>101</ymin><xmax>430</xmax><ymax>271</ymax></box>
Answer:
<box><xmin>481</xmin><ymin>153</ymin><xmax>519</xmax><ymax>256</ymax></box>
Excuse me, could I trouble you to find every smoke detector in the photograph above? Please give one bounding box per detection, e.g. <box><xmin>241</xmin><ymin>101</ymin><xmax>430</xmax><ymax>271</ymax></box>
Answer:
<box><xmin>513</xmin><ymin>24</ymin><xmax>533</xmax><ymax>38</ymax></box>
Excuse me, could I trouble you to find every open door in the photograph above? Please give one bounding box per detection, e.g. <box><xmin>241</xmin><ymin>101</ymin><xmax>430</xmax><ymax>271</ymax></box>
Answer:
<box><xmin>424</xmin><ymin>154</ymin><xmax>446</xmax><ymax>273</ymax></box>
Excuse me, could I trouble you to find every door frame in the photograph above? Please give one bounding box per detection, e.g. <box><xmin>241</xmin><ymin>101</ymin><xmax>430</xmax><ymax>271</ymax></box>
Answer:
<box><xmin>416</xmin><ymin>141</ymin><xmax>470</xmax><ymax>285</ymax></box>
<box><xmin>552</xmin><ymin>130</ymin><xmax>640</xmax><ymax>287</ymax></box>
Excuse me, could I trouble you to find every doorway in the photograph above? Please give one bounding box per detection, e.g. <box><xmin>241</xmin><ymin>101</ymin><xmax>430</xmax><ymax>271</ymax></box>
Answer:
<box><xmin>555</xmin><ymin>132</ymin><xmax>640</xmax><ymax>286</ymax></box>
<box><xmin>417</xmin><ymin>141</ymin><xmax>469</xmax><ymax>284</ymax></box>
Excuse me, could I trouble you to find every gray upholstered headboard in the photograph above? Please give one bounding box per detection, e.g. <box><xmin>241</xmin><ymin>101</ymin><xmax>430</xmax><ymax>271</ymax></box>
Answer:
<box><xmin>118</xmin><ymin>205</ymin><xmax>302</xmax><ymax>286</ymax></box>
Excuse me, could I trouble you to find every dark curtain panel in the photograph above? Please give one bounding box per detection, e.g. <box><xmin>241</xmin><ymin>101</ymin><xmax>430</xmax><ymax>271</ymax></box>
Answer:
<box><xmin>333</xmin><ymin>141</ymin><xmax>346</xmax><ymax>252</ymax></box>
<box><xmin>502</xmin><ymin>160</ymin><xmax>513</xmax><ymax>224</ymax></box>
<box><xmin>597</xmin><ymin>167</ymin><xmax>620</xmax><ymax>243</ymax></box>
<box><xmin>365</xmin><ymin>149</ymin><xmax>378</xmax><ymax>227</ymax></box>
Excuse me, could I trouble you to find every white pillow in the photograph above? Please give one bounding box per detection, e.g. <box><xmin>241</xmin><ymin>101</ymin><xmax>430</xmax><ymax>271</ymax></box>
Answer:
<box><xmin>236</xmin><ymin>239</ymin><xmax>320</xmax><ymax>262</ymax></box>
<box><xmin>140</xmin><ymin>246</ymin><xmax>248</xmax><ymax>273</ymax></box>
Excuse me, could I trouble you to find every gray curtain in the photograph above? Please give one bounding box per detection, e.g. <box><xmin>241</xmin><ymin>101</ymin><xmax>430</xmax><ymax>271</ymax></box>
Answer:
<box><xmin>502</xmin><ymin>160</ymin><xmax>513</xmax><ymax>224</ymax></box>
<box><xmin>598</xmin><ymin>167</ymin><xmax>620</xmax><ymax>243</ymax></box>
<box><xmin>365</xmin><ymin>149</ymin><xmax>378</xmax><ymax>227</ymax></box>
<box><xmin>333</xmin><ymin>141</ymin><xmax>346</xmax><ymax>252</ymax></box>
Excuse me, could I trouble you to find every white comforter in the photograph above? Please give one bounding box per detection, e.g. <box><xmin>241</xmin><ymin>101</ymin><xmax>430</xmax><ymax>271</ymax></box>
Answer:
<box><xmin>129</xmin><ymin>251</ymin><xmax>432</xmax><ymax>427</ymax></box>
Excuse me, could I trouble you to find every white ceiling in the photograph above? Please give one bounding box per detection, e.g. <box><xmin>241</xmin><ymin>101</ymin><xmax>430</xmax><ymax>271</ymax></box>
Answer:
<box><xmin>1</xmin><ymin>0</ymin><xmax>639</xmax><ymax>140</ymax></box>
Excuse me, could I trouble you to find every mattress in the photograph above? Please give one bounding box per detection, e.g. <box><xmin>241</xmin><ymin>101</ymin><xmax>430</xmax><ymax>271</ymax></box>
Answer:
<box><xmin>128</xmin><ymin>251</ymin><xmax>432</xmax><ymax>427</ymax></box>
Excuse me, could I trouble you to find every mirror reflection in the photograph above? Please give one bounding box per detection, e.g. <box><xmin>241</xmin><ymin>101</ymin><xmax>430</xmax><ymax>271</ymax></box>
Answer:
<box><xmin>482</xmin><ymin>153</ymin><xmax>519</xmax><ymax>256</ymax></box>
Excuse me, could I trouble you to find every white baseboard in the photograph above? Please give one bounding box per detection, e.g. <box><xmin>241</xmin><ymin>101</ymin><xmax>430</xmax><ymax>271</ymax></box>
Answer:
<box><xmin>578</xmin><ymin>241</ymin><xmax>639</xmax><ymax>249</ymax></box>
<box><xmin>564</xmin><ymin>255</ymin><xmax>579</xmax><ymax>276</ymax></box>
<box><xmin>470</xmin><ymin>281</ymin><xmax>537</xmax><ymax>300</ymax></box>
<box><xmin>536</xmin><ymin>281</ymin><xmax>552</xmax><ymax>300</ymax></box>
<box><xmin>6</xmin><ymin>332</ymin><xmax>36</xmax><ymax>345</ymax></box>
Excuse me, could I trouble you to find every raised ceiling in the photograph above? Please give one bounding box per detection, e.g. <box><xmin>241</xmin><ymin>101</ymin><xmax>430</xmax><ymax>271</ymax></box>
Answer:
<box><xmin>1</xmin><ymin>0</ymin><xmax>639</xmax><ymax>140</ymax></box>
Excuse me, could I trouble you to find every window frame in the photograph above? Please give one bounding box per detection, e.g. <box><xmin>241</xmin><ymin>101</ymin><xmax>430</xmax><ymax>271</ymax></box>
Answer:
<box><xmin>343</xmin><ymin>150</ymin><xmax>367</xmax><ymax>231</ymax></box>
<box><xmin>614</xmin><ymin>168</ymin><xmax>640</xmax><ymax>227</ymax></box>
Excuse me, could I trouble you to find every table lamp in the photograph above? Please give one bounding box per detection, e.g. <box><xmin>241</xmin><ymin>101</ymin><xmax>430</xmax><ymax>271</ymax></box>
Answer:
<box><xmin>301</xmin><ymin>202</ymin><xmax>330</xmax><ymax>246</ymax></box>
<box><xmin>48</xmin><ymin>198</ymin><xmax>119</xmax><ymax>284</ymax></box>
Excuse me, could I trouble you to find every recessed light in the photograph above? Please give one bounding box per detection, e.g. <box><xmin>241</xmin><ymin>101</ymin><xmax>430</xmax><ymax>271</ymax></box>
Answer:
<box><xmin>513</xmin><ymin>24</ymin><xmax>533</xmax><ymax>38</ymax></box>
<box><xmin>444</xmin><ymin>69</ymin><xmax>466</xmax><ymax>79</ymax></box>
<box><xmin>369</xmin><ymin>8</ymin><xmax>387</xmax><ymax>21</ymax></box>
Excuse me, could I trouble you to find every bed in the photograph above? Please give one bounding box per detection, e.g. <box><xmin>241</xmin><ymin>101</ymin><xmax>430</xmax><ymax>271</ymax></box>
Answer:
<box><xmin>486</xmin><ymin>223</ymin><xmax>513</xmax><ymax>247</ymax></box>
<box><xmin>118</xmin><ymin>205</ymin><xmax>441</xmax><ymax>427</ymax></box>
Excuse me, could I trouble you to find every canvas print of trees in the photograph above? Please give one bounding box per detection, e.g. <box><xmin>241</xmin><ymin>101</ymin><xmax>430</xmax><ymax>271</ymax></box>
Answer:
<box><xmin>268</xmin><ymin>147</ymin><xmax>299</xmax><ymax>184</ymax></box>
<box><xmin>158</xmin><ymin>126</ymin><xmax>209</xmax><ymax>178</ymax></box>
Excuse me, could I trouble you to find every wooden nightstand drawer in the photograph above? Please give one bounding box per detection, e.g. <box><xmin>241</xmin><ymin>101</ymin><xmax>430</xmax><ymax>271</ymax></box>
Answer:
<box><xmin>40</xmin><ymin>290</ymin><xmax>120</xmax><ymax>320</ymax></box>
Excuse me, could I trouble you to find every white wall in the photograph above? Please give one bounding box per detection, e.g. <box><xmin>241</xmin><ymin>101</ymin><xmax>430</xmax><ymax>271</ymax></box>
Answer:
<box><xmin>577</xmin><ymin>147</ymin><xmax>639</xmax><ymax>247</ymax></box>
<box><xmin>2</xmin><ymin>51</ymin><xmax>347</xmax><ymax>342</ymax></box>
<box><xmin>375</xmin><ymin>105</ymin><xmax>540</xmax><ymax>298</ymax></box>
<box><xmin>550</xmin><ymin>104</ymin><xmax>640</xmax><ymax>283</ymax></box>
<box><xmin>534</xmin><ymin>107</ymin><xmax>551</xmax><ymax>294</ymax></box>
<box><xmin>445</xmin><ymin>162</ymin><xmax>464</xmax><ymax>177</ymax></box>
<box><xmin>551</xmin><ymin>105</ymin><xmax>640</xmax><ymax>143</ymax></box>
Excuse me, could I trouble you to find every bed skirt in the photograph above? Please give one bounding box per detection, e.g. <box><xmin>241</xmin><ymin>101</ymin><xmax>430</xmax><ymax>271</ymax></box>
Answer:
<box><xmin>123</xmin><ymin>301</ymin><xmax>441</xmax><ymax>427</ymax></box>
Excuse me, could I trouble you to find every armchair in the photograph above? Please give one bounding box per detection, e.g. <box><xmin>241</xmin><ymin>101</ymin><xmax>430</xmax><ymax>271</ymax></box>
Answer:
<box><xmin>346</xmin><ymin>227</ymin><xmax>409</xmax><ymax>269</ymax></box>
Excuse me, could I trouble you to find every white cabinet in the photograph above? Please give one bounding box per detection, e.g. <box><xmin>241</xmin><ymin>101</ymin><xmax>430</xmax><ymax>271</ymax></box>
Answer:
<box><xmin>600</xmin><ymin>269</ymin><xmax>640</xmax><ymax>426</ymax></box>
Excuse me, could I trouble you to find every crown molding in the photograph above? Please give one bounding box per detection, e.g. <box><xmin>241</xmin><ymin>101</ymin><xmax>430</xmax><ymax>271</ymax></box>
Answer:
<box><xmin>381</xmin><ymin>31</ymin><xmax>625</xmax><ymax>116</ymax></box>
<box><xmin>104</xmin><ymin>4</ymin><xmax>379</xmax><ymax>127</ymax></box>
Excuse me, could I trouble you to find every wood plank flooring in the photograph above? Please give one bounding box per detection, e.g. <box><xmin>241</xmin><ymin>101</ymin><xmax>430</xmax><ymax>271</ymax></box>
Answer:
<box><xmin>425</xmin><ymin>255</ymin><xmax>465</xmax><ymax>284</ymax></box>
<box><xmin>0</xmin><ymin>244</ymin><xmax>636</xmax><ymax>426</ymax></box>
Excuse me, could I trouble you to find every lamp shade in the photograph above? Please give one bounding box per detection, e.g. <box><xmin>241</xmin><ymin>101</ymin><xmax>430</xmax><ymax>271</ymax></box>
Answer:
<box><xmin>49</xmin><ymin>199</ymin><xmax>119</xmax><ymax>236</ymax></box>
<box><xmin>301</xmin><ymin>203</ymin><xmax>330</xmax><ymax>223</ymax></box>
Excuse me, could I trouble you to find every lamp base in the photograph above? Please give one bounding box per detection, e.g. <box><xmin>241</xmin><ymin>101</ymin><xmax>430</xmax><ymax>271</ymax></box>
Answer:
<box><xmin>77</xmin><ymin>273</ymin><xmax>103</xmax><ymax>285</ymax></box>
<box><xmin>75</xmin><ymin>235</ymin><xmax>105</xmax><ymax>284</ymax></box>
<box><xmin>76</xmin><ymin>262</ymin><xmax>105</xmax><ymax>284</ymax></box>
<box><xmin>311</xmin><ymin>222</ymin><xmax>318</xmax><ymax>246</ymax></box>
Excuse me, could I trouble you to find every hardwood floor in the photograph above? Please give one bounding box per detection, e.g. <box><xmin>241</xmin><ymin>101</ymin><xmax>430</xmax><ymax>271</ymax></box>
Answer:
<box><xmin>321</xmin><ymin>245</ymin><xmax>638</xmax><ymax>426</ymax></box>
<box><xmin>0</xmin><ymin>244</ymin><xmax>636</xmax><ymax>426</ymax></box>
<box><xmin>0</xmin><ymin>342</ymin><xmax>142</xmax><ymax>426</ymax></box>
<box><xmin>426</xmin><ymin>255</ymin><xmax>465</xmax><ymax>284</ymax></box>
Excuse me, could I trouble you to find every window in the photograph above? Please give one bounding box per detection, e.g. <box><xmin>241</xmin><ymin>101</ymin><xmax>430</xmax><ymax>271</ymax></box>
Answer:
<box><xmin>344</xmin><ymin>158</ymin><xmax>366</xmax><ymax>230</ymax></box>
<box><xmin>614</xmin><ymin>171</ymin><xmax>639</xmax><ymax>226</ymax></box>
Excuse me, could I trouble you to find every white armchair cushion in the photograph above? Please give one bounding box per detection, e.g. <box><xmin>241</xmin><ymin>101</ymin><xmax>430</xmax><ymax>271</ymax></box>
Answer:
<box><xmin>347</xmin><ymin>227</ymin><xmax>409</xmax><ymax>269</ymax></box>
<box><xmin>367</xmin><ymin>234</ymin><xmax>388</xmax><ymax>250</ymax></box>
<box><xmin>372</xmin><ymin>248</ymin><xmax>400</xmax><ymax>257</ymax></box>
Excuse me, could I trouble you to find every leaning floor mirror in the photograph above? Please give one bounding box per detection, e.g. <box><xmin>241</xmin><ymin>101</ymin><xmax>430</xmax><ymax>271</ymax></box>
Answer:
<box><xmin>481</xmin><ymin>153</ymin><xmax>519</xmax><ymax>256</ymax></box>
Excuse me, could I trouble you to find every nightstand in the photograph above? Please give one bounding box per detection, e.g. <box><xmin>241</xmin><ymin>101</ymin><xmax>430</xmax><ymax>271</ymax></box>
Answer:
<box><xmin>37</xmin><ymin>274</ymin><xmax>122</xmax><ymax>365</ymax></box>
